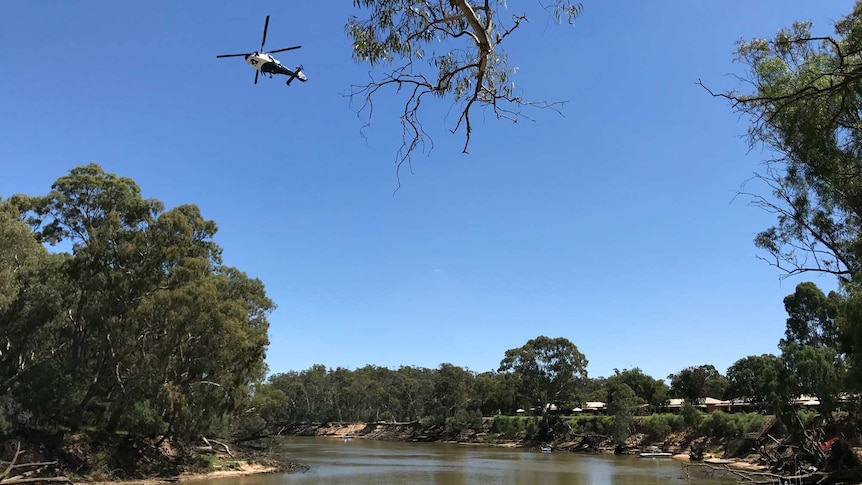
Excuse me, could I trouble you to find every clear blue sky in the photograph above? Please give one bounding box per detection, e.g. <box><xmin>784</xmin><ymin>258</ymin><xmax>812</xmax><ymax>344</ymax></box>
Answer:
<box><xmin>0</xmin><ymin>1</ymin><xmax>851</xmax><ymax>383</ymax></box>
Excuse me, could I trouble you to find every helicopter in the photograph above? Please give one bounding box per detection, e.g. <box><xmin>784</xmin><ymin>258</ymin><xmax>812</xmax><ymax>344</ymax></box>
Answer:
<box><xmin>217</xmin><ymin>15</ymin><xmax>307</xmax><ymax>86</ymax></box>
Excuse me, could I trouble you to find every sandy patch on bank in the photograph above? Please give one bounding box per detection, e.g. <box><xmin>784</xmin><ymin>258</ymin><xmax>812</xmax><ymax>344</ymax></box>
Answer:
<box><xmin>83</xmin><ymin>462</ymin><xmax>279</xmax><ymax>485</ymax></box>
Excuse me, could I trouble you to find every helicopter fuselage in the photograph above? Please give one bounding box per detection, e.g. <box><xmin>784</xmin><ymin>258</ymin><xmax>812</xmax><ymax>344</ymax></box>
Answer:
<box><xmin>245</xmin><ymin>52</ymin><xmax>306</xmax><ymax>82</ymax></box>
<box><xmin>216</xmin><ymin>16</ymin><xmax>306</xmax><ymax>86</ymax></box>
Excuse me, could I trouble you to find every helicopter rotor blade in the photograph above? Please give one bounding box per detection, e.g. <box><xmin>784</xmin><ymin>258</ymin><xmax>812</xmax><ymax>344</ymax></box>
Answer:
<box><xmin>260</xmin><ymin>15</ymin><xmax>270</xmax><ymax>51</ymax></box>
<box><xmin>268</xmin><ymin>45</ymin><xmax>301</xmax><ymax>54</ymax></box>
<box><xmin>254</xmin><ymin>70</ymin><xmax>259</xmax><ymax>85</ymax></box>
<box><xmin>216</xmin><ymin>53</ymin><xmax>251</xmax><ymax>58</ymax></box>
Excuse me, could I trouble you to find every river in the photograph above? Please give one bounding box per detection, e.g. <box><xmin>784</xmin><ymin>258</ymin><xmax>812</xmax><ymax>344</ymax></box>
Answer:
<box><xmin>205</xmin><ymin>437</ymin><xmax>736</xmax><ymax>485</ymax></box>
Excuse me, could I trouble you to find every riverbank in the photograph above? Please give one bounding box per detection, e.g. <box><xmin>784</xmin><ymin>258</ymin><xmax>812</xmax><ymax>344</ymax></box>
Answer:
<box><xmin>9</xmin><ymin>416</ymin><xmax>860</xmax><ymax>484</ymax></box>
<box><xmin>0</xmin><ymin>431</ymin><xmax>307</xmax><ymax>485</ymax></box>
<box><xmin>289</xmin><ymin>419</ymin><xmax>713</xmax><ymax>454</ymax></box>
<box><xmin>284</xmin><ymin>419</ymin><xmax>771</xmax><ymax>472</ymax></box>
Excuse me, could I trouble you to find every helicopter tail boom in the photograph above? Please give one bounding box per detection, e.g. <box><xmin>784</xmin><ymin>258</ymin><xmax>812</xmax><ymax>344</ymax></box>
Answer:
<box><xmin>286</xmin><ymin>65</ymin><xmax>307</xmax><ymax>85</ymax></box>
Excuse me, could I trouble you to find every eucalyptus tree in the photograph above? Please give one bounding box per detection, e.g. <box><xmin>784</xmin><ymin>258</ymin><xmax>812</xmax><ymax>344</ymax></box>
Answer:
<box><xmin>499</xmin><ymin>336</ymin><xmax>588</xmax><ymax>421</ymax></box>
<box><xmin>668</xmin><ymin>365</ymin><xmax>728</xmax><ymax>404</ymax></box>
<box><xmin>704</xmin><ymin>2</ymin><xmax>862</xmax><ymax>283</ymax></box>
<box><xmin>726</xmin><ymin>354</ymin><xmax>782</xmax><ymax>405</ymax></box>
<box><xmin>7</xmin><ymin>164</ymin><xmax>274</xmax><ymax>438</ymax></box>
<box><xmin>607</xmin><ymin>367</ymin><xmax>668</xmax><ymax>412</ymax></box>
<box><xmin>606</xmin><ymin>382</ymin><xmax>637</xmax><ymax>446</ymax></box>
<box><xmin>779</xmin><ymin>343</ymin><xmax>846</xmax><ymax>415</ymax></box>
<box><xmin>0</xmin><ymin>204</ymin><xmax>70</xmax><ymax>428</ymax></box>
<box><xmin>347</xmin><ymin>0</ymin><xmax>583</xmax><ymax>175</ymax></box>
<box><xmin>782</xmin><ymin>282</ymin><xmax>843</xmax><ymax>350</ymax></box>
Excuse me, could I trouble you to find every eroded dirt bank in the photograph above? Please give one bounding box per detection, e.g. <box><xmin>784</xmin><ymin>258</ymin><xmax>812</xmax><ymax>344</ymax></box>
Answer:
<box><xmin>1</xmin><ymin>430</ymin><xmax>305</xmax><ymax>485</ymax></box>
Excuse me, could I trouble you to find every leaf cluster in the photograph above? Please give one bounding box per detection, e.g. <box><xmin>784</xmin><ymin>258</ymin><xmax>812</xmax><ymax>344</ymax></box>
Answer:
<box><xmin>346</xmin><ymin>0</ymin><xmax>581</xmax><ymax>177</ymax></box>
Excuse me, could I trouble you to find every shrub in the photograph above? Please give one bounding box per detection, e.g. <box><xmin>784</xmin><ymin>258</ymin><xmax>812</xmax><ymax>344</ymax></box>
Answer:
<box><xmin>797</xmin><ymin>409</ymin><xmax>818</xmax><ymax>428</ymax></box>
<box><xmin>681</xmin><ymin>404</ymin><xmax>704</xmax><ymax>429</ymax></box>
<box><xmin>446</xmin><ymin>409</ymin><xmax>482</xmax><ymax>432</ymax></box>
<box><xmin>566</xmin><ymin>415</ymin><xmax>613</xmax><ymax>434</ymax></box>
<box><xmin>699</xmin><ymin>411</ymin><xmax>736</xmax><ymax>438</ymax></box>
<box><xmin>640</xmin><ymin>413</ymin><xmax>683</xmax><ymax>440</ymax></box>
<box><xmin>492</xmin><ymin>416</ymin><xmax>518</xmax><ymax>437</ymax></box>
<box><xmin>524</xmin><ymin>417</ymin><xmax>540</xmax><ymax>440</ymax></box>
<box><xmin>121</xmin><ymin>400</ymin><xmax>166</xmax><ymax>437</ymax></box>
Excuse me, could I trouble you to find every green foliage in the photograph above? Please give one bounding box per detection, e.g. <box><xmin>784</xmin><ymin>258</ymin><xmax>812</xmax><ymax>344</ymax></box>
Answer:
<box><xmin>1</xmin><ymin>164</ymin><xmax>274</xmax><ymax>440</ymax></box>
<box><xmin>11</xmin><ymin>363</ymin><xmax>89</xmax><ymax>428</ymax></box>
<box><xmin>698</xmin><ymin>411</ymin><xmax>763</xmax><ymax>439</ymax></box>
<box><xmin>639</xmin><ymin>414</ymin><xmax>685</xmax><ymax>440</ymax></box>
<box><xmin>797</xmin><ymin>408</ymin><xmax>818</xmax><ymax>428</ymax></box>
<box><xmin>714</xmin><ymin>2</ymin><xmax>862</xmax><ymax>283</ymax></box>
<box><xmin>668</xmin><ymin>365</ymin><xmax>728</xmax><ymax>403</ymax></box>
<box><xmin>431</xmin><ymin>363</ymin><xmax>475</xmax><ymax>422</ymax></box>
<box><xmin>607</xmin><ymin>368</ymin><xmax>668</xmax><ymax>409</ymax></box>
<box><xmin>498</xmin><ymin>336</ymin><xmax>589</xmax><ymax>417</ymax></box>
<box><xmin>710</xmin><ymin>0</ymin><xmax>862</xmax><ymax>398</ymax></box>
<box><xmin>121</xmin><ymin>400</ymin><xmax>166</xmax><ymax>437</ymax></box>
<box><xmin>782</xmin><ymin>282</ymin><xmax>842</xmax><ymax>349</ymax></box>
<box><xmin>726</xmin><ymin>354</ymin><xmax>781</xmax><ymax>405</ymax></box>
<box><xmin>779</xmin><ymin>343</ymin><xmax>846</xmax><ymax>414</ymax></box>
<box><xmin>475</xmin><ymin>371</ymin><xmax>519</xmax><ymax>416</ymax></box>
<box><xmin>843</xmin><ymin>289</ymin><xmax>862</xmax><ymax>389</ymax></box>
<box><xmin>491</xmin><ymin>415</ymin><xmax>528</xmax><ymax>437</ymax></box>
<box><xmin>446</xmin><ymin>409</ymin><xmax>482</xmax><ymax>432</ymax></box>
<box><xmin>523</xmin><ymin>416</ymin><xmax>540</xmax><ymax>440</ymax></box>
<box><xmin>680</xmin><ymin>404</ymin><xmax>704</xmax><ymax>429</ymax></box>
<box><xmin>566</xmin><ymin>415</ymin><xmax>613</xmax><ymax>435</ymax></box>
<box><xmin>0</xmin><ymin>397</ymin><xmax>25</xmax><ymax>437</ymax></box>
<box><xmin>607</xmin><ymin>382</ymin><xmax>638</xmax><ymax>445</ymax></box>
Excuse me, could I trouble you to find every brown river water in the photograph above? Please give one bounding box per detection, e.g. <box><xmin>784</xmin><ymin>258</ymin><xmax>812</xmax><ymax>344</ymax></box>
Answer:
<box><xmin>201</xmin><ymin>437</ymin><xmax>736</xmax><ymax>485</ymax></box>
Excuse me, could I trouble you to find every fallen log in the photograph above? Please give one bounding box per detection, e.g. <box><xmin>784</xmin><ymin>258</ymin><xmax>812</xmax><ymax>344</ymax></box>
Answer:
<box><xmin>0</xmin><ymin>442</ymin><xmax>71</xmax><ymax>485</ymax></box>
<box><xmin>683</xmin><ymin>462</ymin><xmax>823</xmax><ymax>484</ymax></box>
<box><xmin>197</xmin><ymin>437</ymin><xmax>234</xmax><ymax>458</ymax></box>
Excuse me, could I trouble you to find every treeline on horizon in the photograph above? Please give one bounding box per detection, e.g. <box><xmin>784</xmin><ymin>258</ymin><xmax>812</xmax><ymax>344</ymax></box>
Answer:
<box><xmin>0</xmin><ymin>166</ymin><xmax>858</xmax><ymax>445</ymax></box>
<box><xmin>238</xmin><ymin>278</ymin><xmax>856</xmax><ymax>436</ymax></box>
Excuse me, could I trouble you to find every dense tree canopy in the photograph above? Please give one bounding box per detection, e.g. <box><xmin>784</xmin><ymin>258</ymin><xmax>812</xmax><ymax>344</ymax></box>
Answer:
<box><xmin>726</xmin><ymin>354</ymin><xmax>781</xmax><ymax>406</ymax></box>
<box><xmin>782</xmin><ymin>282</ymin><xmax>842</xmax><ymax>350</ymax></box>
<box><xmin>498</xmin><ymin>336</ymin><xmax>588</xmax><ymax>415</ymax></box>
<box><xmin>347</xmin><ymin>0</ymin><xmax>582</xmax><ymax>174</ymax></box>
<box><xmin>668</xmin><ymin>365</ymin><xmax>728</xmax><ymax>404</ymax></box>
<box><xmin>0</xmin><ymin>164</ymin><xmax>273</xmax><ymax>439</ymax></box>
<box><xmin>606</xmin><ymin>367</ymin><xmax>668</xmax><ymax>410</ymax></box>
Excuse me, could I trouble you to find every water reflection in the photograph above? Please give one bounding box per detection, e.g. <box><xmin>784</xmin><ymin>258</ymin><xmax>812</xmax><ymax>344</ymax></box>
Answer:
<box><xmin>201</xmin><ymin>437</ymin><xmax>733</xmax><ymax>485</ymax></box>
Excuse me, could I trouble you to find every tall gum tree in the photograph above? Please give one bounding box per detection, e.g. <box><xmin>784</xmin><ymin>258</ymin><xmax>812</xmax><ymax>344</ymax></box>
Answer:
<box><xmin>7</xmin><ymin>164</ymin><xmax>274</xmax><ymax>438</ymax></box>
<box><xmin>498</xmin><ymin>336</ymin><xmax>588</xmax><ymax>426</ymax></box>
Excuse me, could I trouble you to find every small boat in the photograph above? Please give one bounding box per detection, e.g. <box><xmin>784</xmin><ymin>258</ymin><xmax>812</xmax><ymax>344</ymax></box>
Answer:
<box><xmin>639</xmin><ymin>446</ymin><xmax>673</xmax><ymax>458</ymax></box>
<box><xmin>341</xmin><ymin>433</ymin><xmax>355</xmax><ymax>441</ymax></box>
<box><xmin>541</xmin><ymin>446</ymin><xmax>552</xmax><ymax>453</ymax></box>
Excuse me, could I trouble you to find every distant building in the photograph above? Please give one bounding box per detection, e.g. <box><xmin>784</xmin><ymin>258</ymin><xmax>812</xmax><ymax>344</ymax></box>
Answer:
<box><xmin>577</xmin><ymin>401</ymin><xmax>606</xmax><ymax>414</ymax></box>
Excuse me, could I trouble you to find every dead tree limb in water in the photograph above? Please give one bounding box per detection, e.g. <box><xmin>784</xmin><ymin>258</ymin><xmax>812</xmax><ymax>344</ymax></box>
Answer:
<box><xmin>683</xmin><ymin>462</ymin><xmax>822</xmax><ymax>484</ymax></box>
